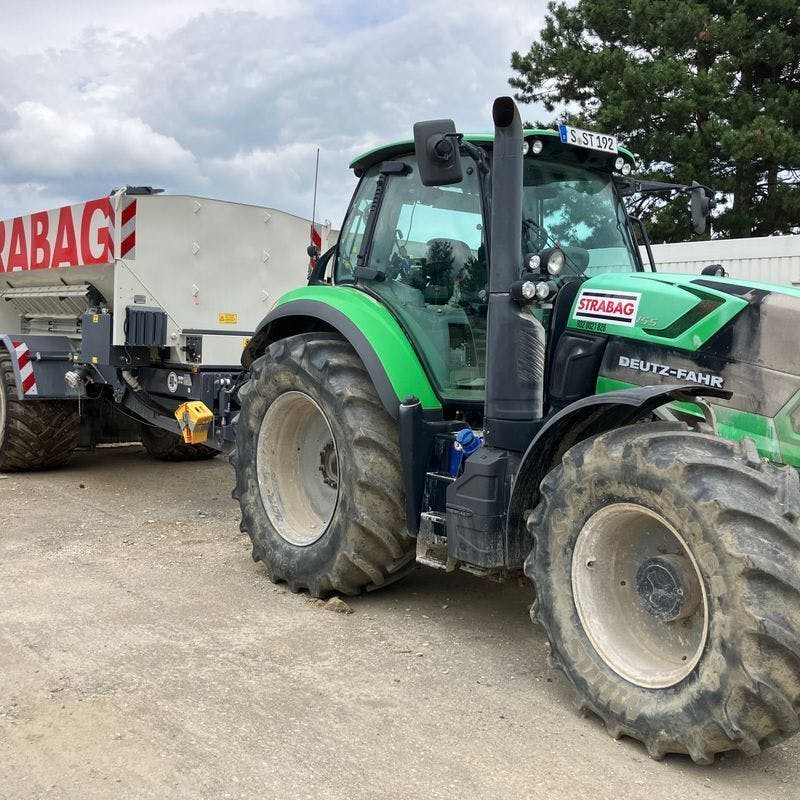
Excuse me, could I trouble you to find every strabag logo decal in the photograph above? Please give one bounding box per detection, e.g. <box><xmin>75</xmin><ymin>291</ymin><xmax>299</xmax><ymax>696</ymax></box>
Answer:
<box><xmin>618</xmin><ymin>356</ymin><xmax>724</xmax><ymax>388</ymax></box>
<box><xmin>573</xmin><ymin>289</ymin><xmax>641</xmax><ymax>327</ymax></box>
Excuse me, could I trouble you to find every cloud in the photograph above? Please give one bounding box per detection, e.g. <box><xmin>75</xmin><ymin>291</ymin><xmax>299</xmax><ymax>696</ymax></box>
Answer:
<box><xmin>0</xmin><ymin>102</ymin><xmax>199</xmax><ymax>183</ymax></box>
<box><xmin>0</xmin><ymin>1</ymin><xmax>548</xmax><ymax>223</ymax></box>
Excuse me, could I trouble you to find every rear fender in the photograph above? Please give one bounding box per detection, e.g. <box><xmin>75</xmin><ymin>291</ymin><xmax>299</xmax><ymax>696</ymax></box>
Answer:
<box><xmin>1</xmin><ymin>334</ymin><xmax>77</xmax><ymax>400</ymax></box>
<box><xmin>507</xmin><ymin>383</ymin><xmax>732</xmax><ymax>542</ymax></box>
<box><xmin>243</xmin><ymin>287</ymin><xmax>441</xmax><ymax>420</ymax></box>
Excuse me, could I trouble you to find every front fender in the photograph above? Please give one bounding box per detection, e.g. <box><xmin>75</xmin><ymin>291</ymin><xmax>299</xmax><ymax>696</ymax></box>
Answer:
<box><xmin>243</xmin><ymin>285</ymin><xmax>441</xmax><ymax>420</ymax></box>
<box><xmin>507</xmin><ymin>383</ymin><xmax>732</xmax><ymax>539</ymax></box>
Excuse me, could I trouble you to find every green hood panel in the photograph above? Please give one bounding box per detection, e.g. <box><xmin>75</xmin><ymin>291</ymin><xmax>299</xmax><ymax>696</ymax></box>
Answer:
<box><xmin>273</xmin><ymin>285</ymin><xmax>441</xmax><ymax>412</ymax></box>
<box><xmin>597</xmin><ymin>376</ymin><xmax>799</xmax><ymax>467</ymax></box>
<box><xmin>567</xmin><ymin>272</ymin><xmax>748</xmax><ymax>350</ymax></box>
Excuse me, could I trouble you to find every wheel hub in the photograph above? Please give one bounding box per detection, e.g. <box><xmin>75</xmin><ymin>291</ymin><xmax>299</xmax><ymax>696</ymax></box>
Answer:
<box><xmin>319</xmin><ymin>441</ymin><xmax>339</xmax><ymax>489</ymax></box>
<box><xmin>256</xmin><ymin>391</ymin><xmax>339</xmax><ymax>547</ymax></box>
<box><xmin>571</xmin><ymin>502</ymin><xmax>709</xmax><ymax>689</ymax></box>
<box><xmin>635</xmin><ymin>554</ymin><xmax>701</xmax><ymax>622</ymax></box>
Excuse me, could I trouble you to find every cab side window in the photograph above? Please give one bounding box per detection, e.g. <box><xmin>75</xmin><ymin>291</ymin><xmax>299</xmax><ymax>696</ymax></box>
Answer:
<box><xmin>348</xmin><ymin>157</ymin><xmax>487</xmax><ymax>401</ymax></box>
<box><xmin>334</xmin><ymin>172</ymin><xmax>379</xmax><ymax>282</ymax></box>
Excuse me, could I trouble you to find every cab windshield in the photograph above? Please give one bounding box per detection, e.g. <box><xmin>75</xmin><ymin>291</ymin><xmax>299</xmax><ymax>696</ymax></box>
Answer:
<box><xmin>522</xmin><ymin>159</ymin><xmax>640</xmax><ymax>276</ymax></box>
<box><xmin>334</xmin><ymin>153</ymin><xmax>640</xmax><ymax>401</ymax></box>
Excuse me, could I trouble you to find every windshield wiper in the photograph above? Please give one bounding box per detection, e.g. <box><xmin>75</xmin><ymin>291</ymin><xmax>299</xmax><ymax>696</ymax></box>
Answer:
<box><xmin>522</xmin><ymin>217</ymin><xmax>585</xmax><ymax>278</ymax></box>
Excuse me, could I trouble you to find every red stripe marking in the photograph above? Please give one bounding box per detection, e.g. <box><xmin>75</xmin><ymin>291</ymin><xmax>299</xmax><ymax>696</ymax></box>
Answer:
<box><xmin>11</xmin><ymin>340</ymin><xmax>22</xmax><ymax>349</ymax></box>
<box><xmin>121</xmin><ymin>231</ymin><xmax>136</xmax><ymax>256</ymax></box>
<box><xmin>17</xmin><ymin>349</ymin><xmax>30</xmax><ymax>370</ymax></box>
<box><xmin>121</xmin><ymin>200</ymin><xmax>137</xmax><ymax>227</ymax></box>
<box><xmin>22</xmin><ymin>373</ymin><xmax>36</xmax><ymax>393</ymax></box>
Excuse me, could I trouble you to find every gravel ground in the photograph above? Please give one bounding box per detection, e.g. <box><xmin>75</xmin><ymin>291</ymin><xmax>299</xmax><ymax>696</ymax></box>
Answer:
<box><xmin>1</xmin><ymin>445</ymin><xmax>798</xmax><ymax>799</ymax></box>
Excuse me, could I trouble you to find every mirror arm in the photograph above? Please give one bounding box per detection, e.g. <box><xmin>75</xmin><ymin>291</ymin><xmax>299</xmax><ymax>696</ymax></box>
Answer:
<box><xmin>629</xmin><ymin>215</ymin><xmax>657</xmax><ymax>272</ymax></box>
<box><xmin>615</xmin><ymin>177</ymin><xmax>715</xmax><ymax>198</ymax></box>
<box><xmin>454</xmin><ymin>135</ymin><xmax>490</xmax><ymax>175</ymax></box>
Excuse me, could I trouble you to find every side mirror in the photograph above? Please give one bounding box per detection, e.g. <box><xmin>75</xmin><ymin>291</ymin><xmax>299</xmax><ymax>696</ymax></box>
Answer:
<box><xmin>413</xmin><ymin>119</ymin><xmax>463</xmax><ymax>187</ymax></box>
<box><xmin>690</xmin><ymin>181</ymin><xmax>714</xmax><ymax>235</ymax></box>
<box><xmin>700</xmin><ymin>264</ymin><xmax>726</xmax><ymax>277</ymax></box>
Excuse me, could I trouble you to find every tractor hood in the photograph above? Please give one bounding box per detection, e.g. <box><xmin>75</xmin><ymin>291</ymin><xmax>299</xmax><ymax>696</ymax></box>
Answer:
<box><xmin>568</xmin><ymin>272</ymin><xmax>800</xmax><ymax>373</ymax></box>
<box><xmin>567</xmin><ymin>271</ymin><xmax>800</xmax><ymax>467</ymax></box>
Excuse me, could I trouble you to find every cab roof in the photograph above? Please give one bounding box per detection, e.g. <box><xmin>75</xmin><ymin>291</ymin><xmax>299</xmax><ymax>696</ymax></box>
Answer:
<box><xmin>350</xmin><ymin>130</ymin><xmax>636</xmax><ymax>176</ymax></box>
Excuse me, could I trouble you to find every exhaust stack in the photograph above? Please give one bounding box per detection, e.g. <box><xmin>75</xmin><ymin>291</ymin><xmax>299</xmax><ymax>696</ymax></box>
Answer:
<box><xmin>483</xmin><ymin>97</ymin><xmax>546</xmax><ymax>450</ymax></box>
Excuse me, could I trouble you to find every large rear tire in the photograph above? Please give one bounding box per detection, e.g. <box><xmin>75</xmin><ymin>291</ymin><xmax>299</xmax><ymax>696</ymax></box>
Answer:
<box><xmin>526</xmin><ymin>423</ymin><xmax>800</xmax><ymax>763</ymax></box>
<box><xmin>0</xmin><ymin>348</ymin><xmax>79</xmax><ymax>471</ymax></box>
<box><xmin>138</xmin><ymin>424</ymin><xmax>218</xmax><ymax>462</ymax></box>
<box><xmin>231</xmin><ymin>333</ymin><xmax>414</xmax><ymax>597</ymax></box>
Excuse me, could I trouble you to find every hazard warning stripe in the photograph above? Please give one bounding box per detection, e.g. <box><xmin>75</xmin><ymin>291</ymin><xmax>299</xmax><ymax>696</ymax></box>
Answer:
<box><xmin>120</xmin><ymin>198</ymin><xmax>137</xmax><ymax>259</ymax></box>
<box><xmin>10</xmin><ymin>340</ymin><xmax>38</xmax><ymax>396</ymax></box>
<box><xmin>121</xmin><ymin>201</ymin><xmax>136</xmax><ymax>227</ymax></box>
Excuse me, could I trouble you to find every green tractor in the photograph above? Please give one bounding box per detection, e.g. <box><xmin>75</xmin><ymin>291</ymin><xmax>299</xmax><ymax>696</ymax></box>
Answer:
<box><xmin>231</xmin><ymin>97</ymin><xmax>800</xmax><ymax>763</ymax></box>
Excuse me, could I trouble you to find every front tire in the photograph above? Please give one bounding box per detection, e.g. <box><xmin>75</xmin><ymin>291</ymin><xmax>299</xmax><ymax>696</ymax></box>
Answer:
<box><xmin>527</xmin><ymin>423</ymin><xmax>800</xmax><ymax>763</ymax></box>
<box><xmin>232</xmin><ymin>333</ymin><xmax>414</xmax><ymax>597</ymax></box>
<box><xmin>0</xmin><ymin>347</ymin><xmax>79</xmax><ymax>471</ymax></box>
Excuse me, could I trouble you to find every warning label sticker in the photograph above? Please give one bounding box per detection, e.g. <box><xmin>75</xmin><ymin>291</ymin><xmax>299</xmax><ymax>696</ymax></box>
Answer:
<box><xmin>573</xmin><ymin>289</ymin><xmax>641</xmax><ymax>328</ymax></box>
<box><xmin>218</xmin><ymin>312</ymin><xmax>238</xmax><ymax>325</ymax></box>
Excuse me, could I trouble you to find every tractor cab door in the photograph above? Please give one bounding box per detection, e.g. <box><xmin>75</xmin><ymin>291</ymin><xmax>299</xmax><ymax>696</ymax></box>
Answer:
<box><xmin>334</xmin><ymin>155</ymin><xmax>488</xmax><ymax>404</ymax></box>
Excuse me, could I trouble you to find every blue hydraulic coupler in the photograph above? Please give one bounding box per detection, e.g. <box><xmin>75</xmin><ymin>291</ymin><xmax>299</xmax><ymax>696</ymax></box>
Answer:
<box><xmin>449</xmin><ymin>428</ymin><xmax>484</xmax><ymax>477</ymax></box>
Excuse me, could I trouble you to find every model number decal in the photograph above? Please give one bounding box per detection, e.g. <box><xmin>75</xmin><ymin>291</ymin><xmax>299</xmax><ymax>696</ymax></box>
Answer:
<box><xmin>573</xmin><ymin>289</ymin><xmax>641</xmax><ymax>327</ymax></box>
<box><xmin>618</xmin><ymin>356</ymin><xmax>724</xmax><ymax>388</ymax></box>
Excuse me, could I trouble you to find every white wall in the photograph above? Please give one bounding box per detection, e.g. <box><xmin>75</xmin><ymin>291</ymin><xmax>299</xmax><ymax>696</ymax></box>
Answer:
<box><xmin>642</xmin><ymin>235</ymin><xmax>800</xmax><ymax>286</ymax></box>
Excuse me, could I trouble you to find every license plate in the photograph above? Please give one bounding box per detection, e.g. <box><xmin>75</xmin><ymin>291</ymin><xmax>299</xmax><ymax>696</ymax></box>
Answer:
<box><xmin>559</xmin><ymin>125</ymin><xmax>618</xmax><ymax>154</ymax></box>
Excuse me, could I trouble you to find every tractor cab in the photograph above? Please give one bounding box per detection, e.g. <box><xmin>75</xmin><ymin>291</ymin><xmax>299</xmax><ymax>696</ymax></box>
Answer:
<box><xmin>334</xmin><ymin>132</ymin><xmax>642</xmax><ymax>410</ymax></box>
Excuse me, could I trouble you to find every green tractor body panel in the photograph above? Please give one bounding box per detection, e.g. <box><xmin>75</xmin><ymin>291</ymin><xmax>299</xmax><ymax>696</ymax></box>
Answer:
<box><xmin>259</xmin><ymin>285</ymin><xmax>441</xmax><ymax>415</ymax></box>
<box><xmin>572</xmin><ymin>273</ymin><xmax>800</xmax><ymax>467</ymax></box>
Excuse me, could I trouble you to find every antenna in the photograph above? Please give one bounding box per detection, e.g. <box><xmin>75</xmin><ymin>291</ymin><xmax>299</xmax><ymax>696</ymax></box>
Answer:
<box><xmin>310</xmin><ymin>147</ymin><xmax>320</xmax><ymax>248</ymax></box>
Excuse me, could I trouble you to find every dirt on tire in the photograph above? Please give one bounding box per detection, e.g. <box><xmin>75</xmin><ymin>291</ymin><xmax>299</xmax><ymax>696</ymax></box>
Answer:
<box><xmin>0</xmin><ymin>347</ymin><xmax>79</xmax><ymax>471</ymax></box>
<box><xmin>232</xmin><ymin>332</ymin><xmax>415</xmax><ymax>597</ymax></box>
<box><xmin>526</xmin><ymin>421</ymin><xmax>800</xmax><ymax>763</ymax></box>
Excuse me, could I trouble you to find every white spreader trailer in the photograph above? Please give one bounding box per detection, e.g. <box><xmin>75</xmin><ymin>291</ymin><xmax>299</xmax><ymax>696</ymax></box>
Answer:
<box><xmin>0</xmin><ymin>187</ymin><xmax>329</xmax><ymax>469</ymax></box>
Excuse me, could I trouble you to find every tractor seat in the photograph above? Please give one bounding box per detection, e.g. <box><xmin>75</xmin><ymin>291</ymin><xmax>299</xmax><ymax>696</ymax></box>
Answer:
<box><xmin>423</xmin><ymin>238</ymin><xmax>475</xmax><ymax>304</ymax></box>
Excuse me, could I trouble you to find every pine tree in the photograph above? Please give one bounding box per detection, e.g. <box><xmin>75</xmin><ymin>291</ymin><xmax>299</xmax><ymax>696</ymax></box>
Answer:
<box><xmin>510</xmin><ymin>1</ymin><xmax>800</xmax><ymax>241</ymax></box>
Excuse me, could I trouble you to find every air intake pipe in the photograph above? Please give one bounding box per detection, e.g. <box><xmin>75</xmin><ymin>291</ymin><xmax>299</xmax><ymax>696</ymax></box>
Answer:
<box><xmin>483</xmin><ymin>97</ymin><xmax>546</xmax><ymax>450</ymax></box>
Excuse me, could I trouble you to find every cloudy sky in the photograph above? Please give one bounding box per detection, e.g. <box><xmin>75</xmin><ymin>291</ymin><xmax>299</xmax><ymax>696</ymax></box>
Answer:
<box><xmin>0</xmin><ymin>0</ymin><xmax>550</xmax><ymax>229</ymax></box>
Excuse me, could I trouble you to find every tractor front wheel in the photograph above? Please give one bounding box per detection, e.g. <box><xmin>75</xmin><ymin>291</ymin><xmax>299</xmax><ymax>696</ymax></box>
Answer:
<box><xmin>231</xmin><ymin>333</ymin><xmax>414</xmax><ymax>597</ymax></box>
<box><xmin>527</xmin><ymin>422</ymin><xmax>800</xmax><ymax>763</ymax></box>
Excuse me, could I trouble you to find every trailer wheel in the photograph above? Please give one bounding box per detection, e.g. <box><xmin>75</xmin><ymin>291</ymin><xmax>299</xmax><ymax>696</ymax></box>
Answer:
<box><xmin>138</xmin><ymin>424</ymin><xmax>218</xmax><ymax>461</ymax></box>
<box><xmin>0</xmin><ymin>347</ymin><xmax>79</xmax><ymax>471</ymax></box>
<box><xmin>526</xmin><ymin>423</ymin><xmax>800</xmax><ymax>763</ymax></box>
<box><xmin>231</xmin><ymin>333</ymin><xmax>414</xmax><ymax>597</ymax></box>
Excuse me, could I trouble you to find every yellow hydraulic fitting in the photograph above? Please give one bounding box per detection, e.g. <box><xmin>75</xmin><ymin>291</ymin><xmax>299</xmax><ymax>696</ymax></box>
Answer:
<box><xmin>174</xmin><ymin>401</ymin><xmax>213</xmax><ymax>444</ymax></box>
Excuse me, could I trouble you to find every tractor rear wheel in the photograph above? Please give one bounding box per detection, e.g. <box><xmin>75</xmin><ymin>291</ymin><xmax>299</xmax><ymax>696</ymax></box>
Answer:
<box><xmin>138</xmin><ymin>424</ymin><xmax>218</xmax><ymax>462</ymax></box>
<box><xmin>0</xmin><ymin>347</ymin><xmax>79</xmax><ymax>471</ymax></box>
<box><xmin>231</xmin><ymin>333</ymin><xmax>414</xmax><ymax>597</ymax></box>
<box><xmin>527</xmin><ymin>422</ymin><xmax>800</xmax><ymax>763</ymax></box>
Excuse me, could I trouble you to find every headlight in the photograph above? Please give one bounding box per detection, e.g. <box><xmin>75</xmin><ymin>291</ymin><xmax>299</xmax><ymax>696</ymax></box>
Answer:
<box><xmin>525</xmin><ymin>253</ymin><xmax>541</xmax><ymax>271</ymax></box>
<box><xmin>535</xmin><ymin>281</ymin><xmax>552</xmax><ymax>300</ymax></box>
<box><xmin>540</xmin><ymin>246</ymin><xmax>566</xmax><ymax>275</ymax></box>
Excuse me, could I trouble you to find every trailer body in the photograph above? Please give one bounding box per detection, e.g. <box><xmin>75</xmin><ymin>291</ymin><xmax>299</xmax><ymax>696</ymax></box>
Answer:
<box><xmin>0</xmin><ymin>188</ymin><xmax>331</xmax><ymax>461</ymax></box>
